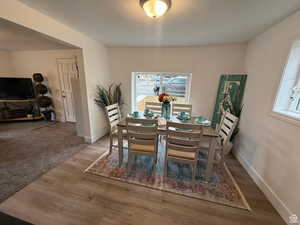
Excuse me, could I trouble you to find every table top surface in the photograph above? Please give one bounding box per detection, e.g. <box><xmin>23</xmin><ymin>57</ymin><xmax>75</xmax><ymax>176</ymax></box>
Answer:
<box><xmin>117</xmin><ymin>115</ymin><xmax>218</xmax><ymax>137</ymax></box>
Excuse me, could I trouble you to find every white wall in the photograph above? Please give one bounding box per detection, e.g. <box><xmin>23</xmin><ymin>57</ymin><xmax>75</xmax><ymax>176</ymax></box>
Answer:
<box><xmin>0</xmin><ymin>0</ymin><xmax>111</xmax><ymax>142</ymax></box>
<box><xmin>8</xmin><ymin>49</ymin><xmax>80</xmax><ymax>122</ymax></box>
<box><xmin>108</xmin><ymin>44</ymin><xmax>246</xmax><ymax>117</ymax></box>
<box><xmin>235</xmin><ymin>10</ymin><xmax>300</xmax><ymax>224</ymax></box>
<box><xmin>0</xmin><ymin>50</ymin><xmax>13</xmax><ymax>75</ymax></box>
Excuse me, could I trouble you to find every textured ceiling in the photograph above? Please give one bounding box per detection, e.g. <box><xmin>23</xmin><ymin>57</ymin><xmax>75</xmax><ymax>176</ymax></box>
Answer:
<box><xmin>0</xmin><ymin>19</ymin><xmax>75</xmax><ymax>51</ymax></box>
<box><xmin>18</xmin><ymin>0</ymin><xmax>300</xmax><ymax>47</ymax></box>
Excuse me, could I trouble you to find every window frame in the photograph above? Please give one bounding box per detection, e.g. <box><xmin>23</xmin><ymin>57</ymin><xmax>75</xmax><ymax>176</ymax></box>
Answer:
<box><xmin>288</xmin><ymin>80</ymin><xmax>300</xmax><ymax>113</ymax></box>
<box><xmin>271</xmin><ymin>40</ymin><xmax>300</xmax><ymax>126</ymax></box>
<box><xmin>131</xmin><ymin>72</ymin><xmax>192</xmax><ymax>112</ymax></box>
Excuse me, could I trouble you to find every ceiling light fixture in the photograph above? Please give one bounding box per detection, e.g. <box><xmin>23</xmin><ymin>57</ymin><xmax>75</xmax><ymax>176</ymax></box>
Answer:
<box><xmin>140</xmin><ymin>0</ymin><xmax>171</xmax><ymax>19</ymax></box>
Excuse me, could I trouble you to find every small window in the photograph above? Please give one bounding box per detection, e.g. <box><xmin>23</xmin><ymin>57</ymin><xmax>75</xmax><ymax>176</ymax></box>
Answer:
<box><xmin>273</xmin><ymin>41</ymin><xmax>300</xmax><ymax>120</ymax></box>
<box><xmin>132</xmin><ymin>72</ymin><xmax>192</xmax><ymax>111</ymax></box>
<box><xmin>289</xmin><ymin>85</ymin><xmax>300</xmax><ymax>113</ymax></box>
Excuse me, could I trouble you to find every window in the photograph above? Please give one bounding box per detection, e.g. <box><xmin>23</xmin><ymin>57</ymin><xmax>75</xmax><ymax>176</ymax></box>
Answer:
<box><xmin>273</xmin><ymin>41</ymin><xmax>300</xmax><ymax>121</ymax></box>
<box><xmin>132</xmin><ymin>72</ymin><xmax>192</xmax><ymax>111</ymax></box>
<box><xmin>289</xmin><ymin>84</ymin><xmax>300</xmax><ymax>113</ymax></box>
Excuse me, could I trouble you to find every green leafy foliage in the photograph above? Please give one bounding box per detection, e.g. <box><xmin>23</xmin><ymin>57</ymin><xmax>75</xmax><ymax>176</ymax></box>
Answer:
<box><xmin>94</xmin><ymin>83</ymin><xmax>124</xmax><ymax>108</ymax></box>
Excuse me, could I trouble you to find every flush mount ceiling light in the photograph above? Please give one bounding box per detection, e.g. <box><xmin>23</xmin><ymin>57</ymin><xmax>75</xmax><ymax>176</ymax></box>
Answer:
<box><xmin>140</xmin><ymin>0</ymin><xmax>171</xmax><ymax>19</ymax></box>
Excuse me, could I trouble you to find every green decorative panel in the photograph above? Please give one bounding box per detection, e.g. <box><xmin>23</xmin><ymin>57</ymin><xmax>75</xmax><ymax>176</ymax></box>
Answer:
<box><xmin>211</xmin><ymin>74</ymin><xmax>247</xmax><ymax>128</ymax></box>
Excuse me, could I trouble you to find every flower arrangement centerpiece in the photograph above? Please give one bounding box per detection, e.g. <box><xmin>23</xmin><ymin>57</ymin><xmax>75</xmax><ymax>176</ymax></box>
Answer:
<box><xmin>158</xmin><ymin>93</ymin><xmax>175</xmax><ymax>103</ymax></box>
<box><xmin>158</xmin><ymin>93</ymin><xmax>175</xmax><ymax>119</ymax></box>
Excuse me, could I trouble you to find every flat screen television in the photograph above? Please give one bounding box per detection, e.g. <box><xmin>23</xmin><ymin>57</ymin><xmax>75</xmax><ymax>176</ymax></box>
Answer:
<box><xmin>0</xmin><ymin>77</ymin><xmax>35</xmax><ymax>100</ymax></box>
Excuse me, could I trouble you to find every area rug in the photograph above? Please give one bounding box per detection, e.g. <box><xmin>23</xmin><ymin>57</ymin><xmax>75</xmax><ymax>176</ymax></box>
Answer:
<box><xmin>85</xmin><ymin>145</ymin><xmax>251</xmax><ymax>210</ymax></box>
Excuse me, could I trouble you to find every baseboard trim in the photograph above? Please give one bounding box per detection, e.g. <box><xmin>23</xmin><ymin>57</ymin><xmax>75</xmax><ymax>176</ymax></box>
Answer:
<box><xmin>84</xmin><ymin>136</ymin><xmax>92</xmax><ymax>143</ymax></box>
<box><xmin>84</xmin><ymin>132</ymin><xmax>108</xmax><ymax>144</ymax></box>
<box><xmin>84</xmin><ymin>135</ymin><xmax>101</xmax><ymax>144</ymax></box>
<box><xmin>234</xmin><ymin>150</ymin><xmax>298</xmax><ymax>225</ymax></box>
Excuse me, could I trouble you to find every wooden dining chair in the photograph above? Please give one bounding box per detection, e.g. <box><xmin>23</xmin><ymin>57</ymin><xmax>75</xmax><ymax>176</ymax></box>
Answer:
<box><xmin>105</xmin><ymin>103</ymin><xmax>123</xmax><ymax>155</ymax></box>
<box><xmin>200</xmin><ymin>111</ymin><xmax>238</xmax><ymax>163</ymax></box>
<box><xmin>145</xmin><ymin>102</ymin><xmax>162</xmax><ymax>114</ymax></box>
<box><xmin>145</xmin><ymin>101</ymin><xmax>168</xmax><ymax>142</ymax></box>
<box><xmin>172</xmin><ymin>103</ymin><xmax>192</xmax><ymax>115</ymax></box>
<box><xmin>165</xmin><ymin>121</ymin><xmax>203</xmax><ymax>187</ymax></box>
<box><xmin>126</xmin><ymin>117</ymin><xmax>159</xmax><ymax>172</ymax></box>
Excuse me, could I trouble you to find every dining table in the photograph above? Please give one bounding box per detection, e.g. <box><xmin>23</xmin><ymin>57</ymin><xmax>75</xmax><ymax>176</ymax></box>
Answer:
<box><xmin>117</xmin><ymin>114</ymin><xmax>219</xmax><ymax>182</ymax></box>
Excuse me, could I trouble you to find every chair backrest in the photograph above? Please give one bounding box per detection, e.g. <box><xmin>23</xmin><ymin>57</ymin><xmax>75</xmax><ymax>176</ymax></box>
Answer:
<box><xmin>218</xmin><ymin>111</ymin><xmax>238</xmax><ymax>146</ymax></box>
<box><xmin>145</xmin><ymin>102</ymin><xmax>162</xmax><ymax>114</ymax></box>
<box><xmin>126</xmin><ymin>117</ymin><xmax>159</xmax><ymax>150</ymax></box>
<box><xmin>105</xmin><ymin>103</ymin><xmax>121</xmax><ymax>132</ymax></box>
<box><xmin>166</xmin><ymin>122</ymin><xmax>203</xmax><ymax>158</ymax></box>
<box><xmin>172</xmin><ymin>103</ymin><xmax>192</xmax><ymax>115</ymax></box>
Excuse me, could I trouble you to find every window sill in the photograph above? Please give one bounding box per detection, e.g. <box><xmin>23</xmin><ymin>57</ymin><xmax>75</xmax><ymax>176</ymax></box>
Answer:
<box><xmin>270</xmin><ymin>110</ymin><xmax>300</xmax><ymax>127</ymax></box>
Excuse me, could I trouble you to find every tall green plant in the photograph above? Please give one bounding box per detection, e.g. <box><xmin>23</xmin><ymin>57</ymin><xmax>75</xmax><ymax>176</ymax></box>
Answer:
<box><xmin>95</xmin><ymin>83</ymin><xmax>124</xmax><ymax>108</ymax></box>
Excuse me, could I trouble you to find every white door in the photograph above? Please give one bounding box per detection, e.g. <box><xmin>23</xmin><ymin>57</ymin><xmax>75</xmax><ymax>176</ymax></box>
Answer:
<box><xmin>57</xmin><ymin>58</ymin><xmax>78</xmax><ymax>122</ymax></box>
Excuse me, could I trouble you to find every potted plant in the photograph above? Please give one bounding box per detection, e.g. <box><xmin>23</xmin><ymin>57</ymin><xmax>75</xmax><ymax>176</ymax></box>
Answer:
<box><xmin>94</xmin><ymin>83</ymin><xmax>124</xmax><ymax>109</ymax></box>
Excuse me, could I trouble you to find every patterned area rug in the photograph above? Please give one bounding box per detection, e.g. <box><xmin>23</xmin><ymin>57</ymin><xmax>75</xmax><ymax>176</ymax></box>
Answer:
<box><xmin>85</xmin><ymin>145</ymin><xmax>250</xmax><ymax>210</ymax></box>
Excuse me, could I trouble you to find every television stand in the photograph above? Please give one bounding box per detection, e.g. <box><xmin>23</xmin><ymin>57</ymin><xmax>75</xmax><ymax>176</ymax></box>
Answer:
<box><xmin>0</xmin><ymin>99</ymin><xmax>43</xmax><ymax>122</ymax></box>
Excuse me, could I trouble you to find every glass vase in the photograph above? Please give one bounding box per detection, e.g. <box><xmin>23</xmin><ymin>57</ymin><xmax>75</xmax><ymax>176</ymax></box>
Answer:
<box><xmin>161</xmin><ymin>102</ymin><xmax>171</xmax><ymax>120</ymax></box>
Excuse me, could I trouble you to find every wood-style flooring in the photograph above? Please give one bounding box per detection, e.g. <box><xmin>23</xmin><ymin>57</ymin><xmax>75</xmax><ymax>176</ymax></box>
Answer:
<box><xmin>0</xmin><ymin>137</ymin><xmax>285</xmax><ymax>225</ymax></box>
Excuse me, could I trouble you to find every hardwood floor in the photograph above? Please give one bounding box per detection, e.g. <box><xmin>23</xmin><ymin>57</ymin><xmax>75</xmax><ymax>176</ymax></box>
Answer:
<box><xmin>0</xmin><ymin>137</ymin><xmax>285</xmax><ymax>225</ymax></box>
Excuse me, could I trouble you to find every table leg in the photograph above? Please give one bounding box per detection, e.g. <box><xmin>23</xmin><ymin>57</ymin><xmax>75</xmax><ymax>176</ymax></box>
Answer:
<box><xmin>205</xmin><ymin>137</ymin><xmax>216</xmax><ymax>182</ymax></box>
<box><xmin>118</xmin><ymin>126</ymin><xmax>123</xmax><ymax>167</ymax></box>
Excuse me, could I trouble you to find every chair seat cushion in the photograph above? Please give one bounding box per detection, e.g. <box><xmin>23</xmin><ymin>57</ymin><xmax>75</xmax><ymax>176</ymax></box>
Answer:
<box><xmin>130</xmin><ymin>144</ymin><xmax>155</xmax><ymax>152</ymax></box>
<box><xmin>167</xmin><ymin>149</ymin><xmax>196</xmax><ymax>160</ymax></box>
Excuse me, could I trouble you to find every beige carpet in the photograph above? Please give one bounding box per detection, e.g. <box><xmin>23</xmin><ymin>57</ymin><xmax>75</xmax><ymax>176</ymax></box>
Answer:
<box><xmin>0</xmin><ymin>121</ymin><xmax>87</xmax><ymax>202</ymax></box>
